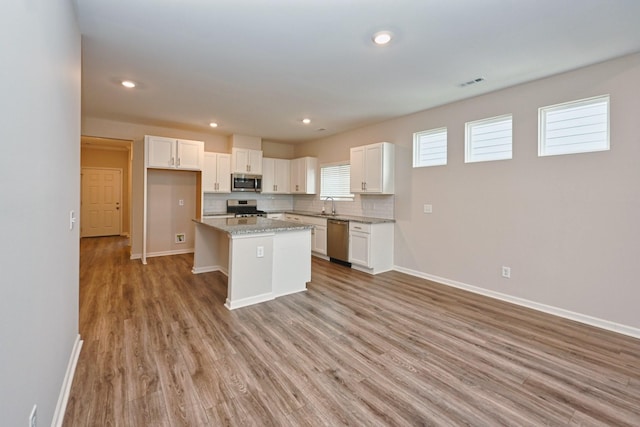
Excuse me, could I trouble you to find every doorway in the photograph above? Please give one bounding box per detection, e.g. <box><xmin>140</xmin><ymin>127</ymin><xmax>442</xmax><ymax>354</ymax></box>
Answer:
<box><xmin>80</xmin><ymin>136</ymin><xmax>133</xmax><ymax>238</ymax></box>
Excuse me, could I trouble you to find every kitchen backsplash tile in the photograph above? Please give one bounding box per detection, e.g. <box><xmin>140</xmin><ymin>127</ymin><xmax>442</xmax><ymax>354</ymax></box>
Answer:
<box><xmin>293</xmin><ymin>194</ymin><xmax>394</xmax><ymax>219</ymax></box>
<box><xmin>202</xmin><ymin>192</ymin><xmax>394</xmax><ymax>219</ymax></box>
<box><xmin>203</xmin><ymin>193</ymin><xmax>294</xmax><ymax>214</ymax></box>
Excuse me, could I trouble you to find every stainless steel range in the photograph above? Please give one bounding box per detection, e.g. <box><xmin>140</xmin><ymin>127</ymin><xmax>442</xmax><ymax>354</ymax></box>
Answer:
<box><xmin>226</xmin><ymin>199</ymin><xmax>266</xmax><ymax>217</ymax></box>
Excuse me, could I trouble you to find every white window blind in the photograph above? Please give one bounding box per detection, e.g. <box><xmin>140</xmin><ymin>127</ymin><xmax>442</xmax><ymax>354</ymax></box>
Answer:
<box><xmin>413</xmin><ymin>127</ymin><xmax>447</xmax><ymax>167</ymax></box>
<box><xmin>321</xmin><ymin>163</ymin><xmax>353</xmax><ymax>200</ymax></box>
<box><xmin>465</xmin><ymin>114</ymin><xmax>513</xmax><ymax>163</ymax></box>
<box><xmin>539</xmin><ymin>95</ymin><xmax>609</xmax><ymax>157</ymax></box>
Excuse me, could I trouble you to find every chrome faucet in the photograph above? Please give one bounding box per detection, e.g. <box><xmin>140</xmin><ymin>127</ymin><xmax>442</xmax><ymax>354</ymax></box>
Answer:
<box><xmin>324</xmin><ymin>197</ymin><xmax>336</xmax><ymax>215</ymax></box>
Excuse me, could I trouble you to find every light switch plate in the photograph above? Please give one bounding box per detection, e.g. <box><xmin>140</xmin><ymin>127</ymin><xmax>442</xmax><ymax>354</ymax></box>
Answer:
<box><xmin>423</xmin><ymin>204</ymin><xmax>433</xmax><ymax>214</ymax></box>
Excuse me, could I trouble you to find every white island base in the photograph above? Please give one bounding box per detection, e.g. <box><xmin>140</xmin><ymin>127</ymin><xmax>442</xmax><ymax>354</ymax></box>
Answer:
<box><xmin>192</xmin><ymin>218</ymin><xmax>311</xmax><ymax>310</ymax></box>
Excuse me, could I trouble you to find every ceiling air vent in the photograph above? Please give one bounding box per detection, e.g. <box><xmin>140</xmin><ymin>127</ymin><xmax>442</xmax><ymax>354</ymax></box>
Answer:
<box><xmin>459</xmin><ymin>77</ymin><xmax>485</xmax><ymax>88</ymax></box>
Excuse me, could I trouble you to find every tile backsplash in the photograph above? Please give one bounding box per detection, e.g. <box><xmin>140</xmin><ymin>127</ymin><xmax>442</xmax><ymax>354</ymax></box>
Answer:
<box><xmin>203</xmin><ymin>192</ymin><xmax>394</xmax><ymax>219</ymax></box>
<box><xmin>203</xmin><ymin>193</ymin><xmax>294</xmax><ymax>214</ymax></box>
<box><xmin>293</xmin><ymin>194</ymin><xmax>395</xmax><ymax>219</ymax></box>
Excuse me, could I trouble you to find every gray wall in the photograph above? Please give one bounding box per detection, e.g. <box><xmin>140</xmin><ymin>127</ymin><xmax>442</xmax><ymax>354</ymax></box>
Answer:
<box><xmin>0</xmin><ymin>0</ymin><xmax>81</xmax><ymax>424</ymax></box>
<box><xmin>297</xmin><ymin>53</ymin><xmax>640</xmax><ymax>332</ymax></box>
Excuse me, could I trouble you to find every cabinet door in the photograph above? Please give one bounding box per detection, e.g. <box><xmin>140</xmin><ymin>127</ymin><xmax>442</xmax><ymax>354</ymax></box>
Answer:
<box><xmin>274</xmin><ymin>158</ymin><xmax>290</xmax><ymax>193</ymax></box>
<box><xmin>202</xmin><ymin>153</ymin><xmax>217</xmax><ymax>192</ymax></box>
<box><xmin>363</xmin><ymin>144</ymin><xmax>383</xmax><ymax>193</ymax></box>
<box><xmin>290</xmin><ymin>158</ymin><xmax>302</xmax><ymax>193</ymax></box>
<box><xmin>248</xmin><ymin>149</ymin><xmax>263</xmax><ymax>174</ymax></box>
<box><xmin>350</xmin><ymin>146</ymin><xmax>365</xmax><ymax>193</ymax></box>
<box><xmin>216</xmin><ymin>153</ymin><xmax>231</xmax><ymax>192</ymax></box>
<box><xmin>232</xmin><ymin>148</ymin><xmax>249</xmax><ymax>173</ymax></box>
<box><xmin>262</xmin><ymin>158</ymin><xmax>276</xmax><ymax>193</ymax></box>
<box><xmin>147</xmin><ymin>136</ymin><xmax>176</xmax><ymax>168</ymax></box>
<box><xmin>349</xmin><ymin>231</ymin><xmax>370</xmax><ymax>267</ymax></box>
<box><xmin>176</xmin><ymin>139</ymin><xmax>203</xmax><ymax>170</ymax></box>
<box><xmin>314</xmin><ymin>225</ymin><xmax>327</xmax><ymax>255</ymax></box>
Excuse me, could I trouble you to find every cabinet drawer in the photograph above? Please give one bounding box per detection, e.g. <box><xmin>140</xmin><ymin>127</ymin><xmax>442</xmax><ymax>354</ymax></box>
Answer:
<box><xmin>349</xmin><ymin>221</ymin><xmax>371</xmax><ymax>234</ymax></box>
<box><xmin>284</xmin><ymin>214</ymin><xmax>302</xmax><ymax>223</ymax></box>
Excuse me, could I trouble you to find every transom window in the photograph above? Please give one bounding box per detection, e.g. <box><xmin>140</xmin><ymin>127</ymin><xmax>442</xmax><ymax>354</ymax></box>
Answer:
<box><xmin>465</xmin><ymin>114</ymin><xmax>513</xmax><ymax>163</ymax></box>
<box><xmin>413</xmin><ymin>127</ymin><xmax>447</xmax><ymax>167</ymax></box>
<box><xmin>539</xmin><ymin>95</ymin><xmax>609</xmax><ymax>157</ymax></box>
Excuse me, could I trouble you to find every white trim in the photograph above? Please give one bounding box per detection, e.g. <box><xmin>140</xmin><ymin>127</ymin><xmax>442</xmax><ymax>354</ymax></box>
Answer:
<box><xmin>145</xmin><ymin>248</ymin><xmax>194</xmax><ymax>258</ymax></box>
<box><xmin>191</xmin><ymin>265</ymin><xmax>228</xmax><ymax>275</ymax></box>
<box><xmin>52</xmin><ymin>334</ymin><xmax>83</xmax><ymax>427</ymax></box>
<box><xmin>225</xmin><ymin>292</ymin><xmax>274</xmax><ymax>310</ymax></box>
<box><xmin>130</xmin><ymin>252</ymin><xmax>141</xmax><ymax>260</ymax></box>
<box><xmin>393</xmin><ymin>265</ymin><xmax>640</xmax><ymax>340</ymax></box>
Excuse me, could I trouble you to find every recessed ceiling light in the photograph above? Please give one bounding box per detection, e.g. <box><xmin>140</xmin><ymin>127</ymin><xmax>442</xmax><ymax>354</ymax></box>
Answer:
<box><xmin>209</xmin><ymin>122</ymin><xmax>218</xmax><ymax>128</ymax></box>
<box><xmin>302</xmin><ymin>118</ymin><xmax>311</xmax><ymax>124</ymax></box>
<box><xmin>121</xmin><ymin>80</ymin><xmax>136</xmax><ymax>88</ymax></box>
<box><xmin>372</xmin><ymin>31</ymin><xmax>392</xmax><ymax>45</ymax></box>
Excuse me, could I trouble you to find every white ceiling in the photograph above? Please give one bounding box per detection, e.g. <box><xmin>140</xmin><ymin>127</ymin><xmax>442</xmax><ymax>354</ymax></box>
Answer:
<box><xmin>75</xmin><ymin>0</ymin><xmax>640</xmax><ymax>144</ymax></box>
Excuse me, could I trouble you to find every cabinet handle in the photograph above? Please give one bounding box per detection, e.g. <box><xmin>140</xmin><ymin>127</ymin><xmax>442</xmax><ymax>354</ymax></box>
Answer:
<box><xmin>177</xmin><ymin>157</ymin><xmax>181</xmax><ymax>167</ymax></box>
<box><xmin>171</xmin><ymin>157</ymin><xmax>175</xmax><ymax>166</ymax></box>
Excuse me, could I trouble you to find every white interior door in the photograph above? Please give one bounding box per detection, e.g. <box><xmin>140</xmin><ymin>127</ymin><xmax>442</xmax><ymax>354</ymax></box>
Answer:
<box><xmin>81</xmin><ymin>168</ymin><xmax>122</xmax><ymax>237</ymax></box>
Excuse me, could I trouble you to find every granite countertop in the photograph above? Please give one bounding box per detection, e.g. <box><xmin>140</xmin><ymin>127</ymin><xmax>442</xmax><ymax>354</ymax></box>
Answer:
<box><xmin>202</xmin><ymin>212</ymin><xmax>233</xmax><ymax>217</ymax></box>
<box><xmin>284</xmin><ymin>210</ymin><xmax>395</xmax><ymax>224</ymax></box>
<box><xmin>194</xmin><ymin>217</ymin><xmax>313</xmax><ymax>235</ymax></box>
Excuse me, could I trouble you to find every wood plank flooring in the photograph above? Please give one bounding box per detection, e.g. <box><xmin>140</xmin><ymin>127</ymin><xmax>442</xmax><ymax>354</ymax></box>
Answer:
<box><xmin>63</xmin><ymin>236</ymin><xmax>640</xmax><ymax>426</ymax></box>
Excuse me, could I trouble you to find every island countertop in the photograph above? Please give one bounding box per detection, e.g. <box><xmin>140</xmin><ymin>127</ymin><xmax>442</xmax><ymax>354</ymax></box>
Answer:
<box><xmin>194</xmin><ymin>217</ymin><xmax>313</xmax><ymax>235</ymax></box>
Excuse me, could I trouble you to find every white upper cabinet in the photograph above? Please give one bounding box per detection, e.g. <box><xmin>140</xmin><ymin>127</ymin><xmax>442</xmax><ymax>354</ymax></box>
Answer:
<box><xmin>231</xmin><ymin>148</ymin><xmax>263</xmax><ymax>174</ymax></box>
<box><xmin>202</xmin><ymin>152</ymin><xmax>231</xmax><ymax>193</ymax></box>
<box><xmin>350</xmin><ymin>142</ymin><xmax>394</xmax><ymax>194</ymax></box>
<box><xmin>290</xmin><ymin>157</ymin><xmax>317</xmax><ymax>194</ymax></box>
<box><xmin>146</xmin><ymin>135</ymin><xmax>204</xmax><ymax>170</ymax></box>
<box><xmin>262</xmin><ymin>158</ymin><xmax>291</xmax><ymax>194</ymax></box>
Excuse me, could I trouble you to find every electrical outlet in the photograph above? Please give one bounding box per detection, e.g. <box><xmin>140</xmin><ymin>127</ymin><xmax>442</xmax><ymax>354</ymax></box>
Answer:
<box><xmin>29</xmin><ymin>405</ymin><xmax>37</xmax><ymax>427</ymax></box>
<box><xmin>256</xmin><ymin>246</ymin><xmax>264</xmax><ymax>258</ymax></box>
<box><xmin>501</xmin><ymin>266</ymin><xmax>511</xmax><ymax>278</ymax></box>
<box><xmin>178</xmin><ymin>199</ymin><xmax>185</xmax><ymax>206</ymax></box>
<box><xmin>423</xmin><ymin>204</ymin><xmax>433</xmax><ymax>214</ymax></box>
<box><xmin>175</xmin><ymin>233</ymin><xmax>186</xmax><ymax>243</ymax></box>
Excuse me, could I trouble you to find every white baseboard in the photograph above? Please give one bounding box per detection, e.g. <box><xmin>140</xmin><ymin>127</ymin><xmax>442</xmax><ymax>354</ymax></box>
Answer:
<box><xmin>146</xmin><ymin>248</ymin><xmax>194</xmax><ymax>258</ymax></box>
<box><xmin>393</xmin><ymin>265</ymin><xmax>640</xmax><ymax>340</ymax></box>
<box><xmin>130</xmin><ymin>252</ymin><xmax>141</xmax><ymax>260</ymax></box>
<box><xmin>225</xmin><ymin>292</ymin><xmax>274</xmax><ymax>310</ymax></box>
<box><xmin>192</xmin><ymin>265</ymin><xmax>228</xmax><ymax>276</ymax></box>
<box><xmin>52</xmin><ymin>334</ymin><xmax>83</xmax><ymax>427</ymax></box>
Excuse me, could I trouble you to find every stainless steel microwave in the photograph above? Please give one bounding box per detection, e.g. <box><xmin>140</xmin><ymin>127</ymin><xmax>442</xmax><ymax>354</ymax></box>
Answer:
<box><xmin>231</xmin><ymin>173</ymin><xmax>262</xmax><ymax>192</ymax></box>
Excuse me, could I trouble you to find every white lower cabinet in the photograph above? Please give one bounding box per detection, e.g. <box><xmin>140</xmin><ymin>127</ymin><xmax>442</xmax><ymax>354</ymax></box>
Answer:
<box><xmin>312</xmin><ymin>224</ymin><xmax>327</xmax><ymax>255</ymax></box>
<box><xmin>284</xmin><ymin>213</ymin><xmax>327</xmax><ymax>256</ymax></box>
<box><xmin>349</xmin><ymin>221</ymin><xmax>393</xmax><ymax>274</ymax></box>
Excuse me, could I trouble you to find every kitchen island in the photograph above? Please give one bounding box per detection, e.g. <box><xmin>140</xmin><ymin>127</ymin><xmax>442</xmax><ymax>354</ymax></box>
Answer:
<box><xmin>192</xmin><ymin>217</ymin><xmax>313</xmax><ymax>309</ymax></box>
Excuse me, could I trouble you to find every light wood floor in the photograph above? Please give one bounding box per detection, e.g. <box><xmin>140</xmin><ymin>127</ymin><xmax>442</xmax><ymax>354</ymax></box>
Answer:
<box><xmin>63</xmin><ymin>236</ymin><xmax>640</xmax><ymax>426</ymax></box>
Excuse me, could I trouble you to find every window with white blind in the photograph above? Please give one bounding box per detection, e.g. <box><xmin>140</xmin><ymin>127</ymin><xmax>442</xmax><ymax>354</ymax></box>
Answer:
<box><xmin>465</xmin><ymin>114</ymin><xmax>512</xmax><ymax>163</ymax></box>
<box><xmin>413</xmin><ymin>127</ymin><xmax>447</xmax><ymax>167</ymax></box>
<box><xmin>538</xmin><ymin>95</ymin><xmax>609</xmax><ymax>157</ymax></box>
<box><xmin>320</xmin><ymin>163</ymin><xmax>353</xmax><ymax>200</ymax></box>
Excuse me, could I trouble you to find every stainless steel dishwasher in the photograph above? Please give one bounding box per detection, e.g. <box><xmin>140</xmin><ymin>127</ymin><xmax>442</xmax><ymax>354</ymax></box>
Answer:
<box><xmin>327</xmin><ymin>219</ymin><xmax>351</xmax><ymax>266</ymax></box>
